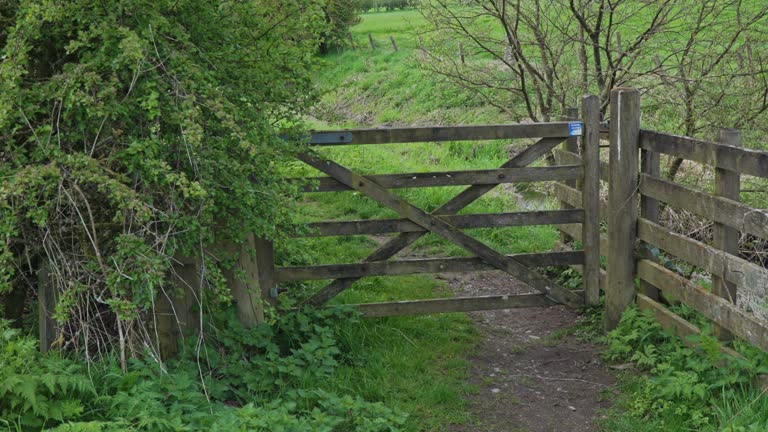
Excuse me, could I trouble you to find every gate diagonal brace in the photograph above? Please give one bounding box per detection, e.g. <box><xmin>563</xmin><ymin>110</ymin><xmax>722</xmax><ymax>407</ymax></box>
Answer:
<box><xmin>297</xmin><ymin>151</ymin><xmax>583</xmax><ymax>308</ymax></box>
<box><xmin>306</xmin><ymin>137</ymin><xmax>570</xmax><ymax>306</ymax></box>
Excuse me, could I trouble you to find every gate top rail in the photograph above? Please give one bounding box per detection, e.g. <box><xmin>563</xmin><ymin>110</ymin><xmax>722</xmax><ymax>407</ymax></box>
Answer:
<box><xmin>309</xmin><ymin>122</ymin><xmax>582</xmax><ymax>145</ymax></box>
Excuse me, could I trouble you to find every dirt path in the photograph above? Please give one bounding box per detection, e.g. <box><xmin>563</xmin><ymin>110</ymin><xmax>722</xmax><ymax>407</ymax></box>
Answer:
<box><xmin>439</xmin><ymin>270</ymin><xmax>616</xmax><ymax>432</ymax></box>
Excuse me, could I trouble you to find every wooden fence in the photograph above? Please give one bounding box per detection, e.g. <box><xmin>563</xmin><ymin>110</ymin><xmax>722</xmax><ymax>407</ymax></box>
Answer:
<box><xmin>554</xmin><ymin>87</ymin><xmax>768</xmax><ymax>355</ymax></box>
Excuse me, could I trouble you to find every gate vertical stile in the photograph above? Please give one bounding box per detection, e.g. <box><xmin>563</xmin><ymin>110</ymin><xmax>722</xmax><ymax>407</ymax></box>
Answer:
<box><xmin>559</xmin><ymin>107</ymin><xmax>579</xmax><ymax>245</ymax></box>
<box><xmin>581</xmin><ymin>95</ymin><xmax>602</xmax><ymax>307</ymax></box>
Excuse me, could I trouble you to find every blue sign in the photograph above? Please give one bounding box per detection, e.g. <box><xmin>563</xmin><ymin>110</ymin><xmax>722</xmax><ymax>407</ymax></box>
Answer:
<box><xmin>568</xmin><ymin>122</ymin><xmax>583</xmax><ymax>137</ymax></box>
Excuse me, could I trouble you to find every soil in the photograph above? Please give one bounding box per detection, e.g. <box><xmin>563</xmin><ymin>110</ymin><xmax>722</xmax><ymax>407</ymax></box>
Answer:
<box><xmin>437</xmin><ymin>270</ymin><xmax>617</xmax><ymax>432</ymax></box>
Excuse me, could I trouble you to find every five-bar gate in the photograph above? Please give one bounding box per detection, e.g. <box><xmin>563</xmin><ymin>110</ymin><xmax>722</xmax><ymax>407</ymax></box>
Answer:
<box><xmin>270</xmin><ymin>96</ymin><xmax>603</xmax><ymax>316</ymax></box>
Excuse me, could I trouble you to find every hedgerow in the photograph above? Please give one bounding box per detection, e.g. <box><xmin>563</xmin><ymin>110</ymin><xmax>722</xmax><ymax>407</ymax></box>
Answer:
<box><xmin>0</xmin><ymin>0</ymin><xmax>326</xmax><ymax>358</ymax></box>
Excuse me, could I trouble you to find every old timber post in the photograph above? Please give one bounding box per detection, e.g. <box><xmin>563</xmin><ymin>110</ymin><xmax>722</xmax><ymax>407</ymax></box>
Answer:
<box><xmin>606</xmin><ymin>88</ymin><xmax>640</xmax><ymax>331</ymax></box>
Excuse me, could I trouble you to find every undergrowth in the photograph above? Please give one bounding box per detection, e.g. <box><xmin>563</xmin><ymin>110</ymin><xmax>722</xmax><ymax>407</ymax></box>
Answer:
<box><xmin>601</xmin><ymin>305</ymin><xmax>768</xmax><ymax>431</ymax></box>
<box><xmin>1</xmin><ymin>295</ymin><xmax>476</xmax><ymax>432</ymax></box>
<box><xmin>0</xmin><ymin>310</ymin><xmax>412</xmax><ymax>431</ymax></box>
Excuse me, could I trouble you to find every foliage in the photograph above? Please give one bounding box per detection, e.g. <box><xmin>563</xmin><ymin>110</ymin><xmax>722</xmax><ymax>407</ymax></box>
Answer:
<box><xmin>0</xmin><ymin>0</ymin><xmax>328</xmax><ymax>357</ymax></box>
<box><xmin>0</xmin><ymin>322</ymin><xmax>94</xmax><ymax>429</ymax></box>
<box><xmin>320</xmin><ymin>0</ymin><xmax>364</xmax><ymax>54</ymax></box>
<box><xmin>419</xmin><ymin>0</ymin><xmax>768</xmax><ymax>146</ymax></box>
<box><xmin>602</xmin><ymin>305</ymin><xmax>768</xmax><ymax>431</ymax></box>
<box><xmin>359</xmin><ymin>0</ymin><xmax>416</xmax><ymax>12</ymax></box>
<box><xmin>0</xmin><ymin>311</ymin><xmax>409</xmax><ymax>431</ymax></box>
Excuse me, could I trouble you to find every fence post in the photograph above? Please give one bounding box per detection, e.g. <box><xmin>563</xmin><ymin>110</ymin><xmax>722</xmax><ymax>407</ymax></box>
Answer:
<box><xmin>254</xmin><ymin>237</ymin><xmax>277</xmax><ymax>308</ymax></box>
<box><xmin>581</xmin><ymin>96</ymin><xmax>601</xmax><ymax>307</ymax></box>
<box><xmin>38</xmin><ymin>261</ymin><xmax>57</xmax><ymax>352</ymax></box>
<box><xmin>156</xmin><ymin>256</ymin><xmax>201</xmax><ymax>360</ymax></box>
<box><xmin>390</xmin><ymin>35</ymin><xmax>398</xmax><ymax>52</ymax></box>
<box><xmin>558</xmin><ymin>107</ymin><xmax>579</xmax><ymax>244</ymax></box>
<box><xmin>368</xmin><ymin>33</ymin><xmax>375</xmax><ymax>50</ymax></box>
<box><xmin>639</xmin><ymin>124</ymin><xmax>661</xmax><ymax>301</ymax></box>
<box><xmin>219</xmin><ymin>235</ymin><xmax>276</xmax><ymax>328</ymax></box>
<box><xmin>458</xmin><ymin>41</ymin><xmax>464</xmax><ymax>64</ymax></box>
<box><xmin>713</xmin><ymin>128</ymin><xmax>742</xmax><ymax>341</ymax></box>
<box><xmin>606</xmin><ymin>88</ymin><xmax>640</xmax><ymax>331</ymax></box>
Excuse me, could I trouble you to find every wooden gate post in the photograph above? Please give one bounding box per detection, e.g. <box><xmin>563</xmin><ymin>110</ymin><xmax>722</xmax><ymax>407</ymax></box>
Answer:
<box><xmin>606</xmin><ymin>88</ymin><xmax>640</xmax><ymax>331</ymax></box>
<box><xmin>712</xmin><ymin>128</ymin><xmax>742</xmax><ymax>341</ymax></box>
<box><xmin>38</xmin><ymin>260</ymin><xmax>58</xmax><ymax>352</ymax></box>
<box><xmin>559</xmin><ymin>107</ymin><xmax>579</xmax><ymax>244</ymax></box>
<box><xmin>217</xmin><ymin>234</ymin><xmax>276</xmax><ymax>328</ymax></box>
<box><xmin>581</xmin><ymin>95</ymin><xmax>601</xmax><ymax>307</ymax></box>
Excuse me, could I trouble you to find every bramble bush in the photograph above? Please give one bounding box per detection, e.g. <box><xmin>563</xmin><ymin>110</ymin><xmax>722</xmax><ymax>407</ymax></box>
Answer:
<box><xmin>0</xmin><ymin>0</ymin><xmax>330</xmax><ymax>358</ymax></box>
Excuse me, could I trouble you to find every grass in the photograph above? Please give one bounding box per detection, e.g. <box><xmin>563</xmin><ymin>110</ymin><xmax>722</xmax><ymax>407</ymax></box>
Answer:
<box><xmin>303</xmin><ymin>6</ymin><xmax>768</xmax><ymax>432</ymax></box>
<box><xmin>311</xmin><ymin>8</ymin><xmax>506</xmax><ymax>127</ymax></box>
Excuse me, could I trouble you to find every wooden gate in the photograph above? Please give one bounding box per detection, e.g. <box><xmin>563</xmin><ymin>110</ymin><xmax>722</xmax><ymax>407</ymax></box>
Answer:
<box><xmin>271</xmin><ymin>96</ymin><xmax>603</xmax><ymax>317</ymax></box>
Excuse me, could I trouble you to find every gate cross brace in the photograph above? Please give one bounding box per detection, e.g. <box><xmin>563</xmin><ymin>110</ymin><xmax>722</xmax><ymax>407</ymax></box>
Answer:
<box><xmin>297</xmin><ymin>150</ymin><xmax>583</xmax><ymax>308</ymax></box>
<box><xmin>305</xmin><ymin>137</ymin><xmax>571</xmax><ymax>306</ymax></box>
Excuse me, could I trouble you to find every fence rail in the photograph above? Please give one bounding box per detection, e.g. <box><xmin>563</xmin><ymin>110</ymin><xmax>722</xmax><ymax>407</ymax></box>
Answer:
<box><xmin>297</xmin><ymin>165</ymin><xmax>583</xmax><ymax>192</ymax></box>
<box><xmin>554</xmin><ymin>87</ymin><xmax>768</xmax><ymax>358</ymax></box>
<box><xmin>639</xmin><ymin>130</ymin><xmax>768</xmax><ymax>178</ymax></box>
<box><xmin>308</xmin><ymin>123</ymin><xmax>576</xmax><ymax>145</ymax></box>
<box><xmin>297</xmin><ymin>209</ymin><xmax>584</xmax><ymax>237</ymax></box>
<box><xmin>274</xmin><ymin>251</ymin><xmax>584</xmax><ymax>283</ymax></box>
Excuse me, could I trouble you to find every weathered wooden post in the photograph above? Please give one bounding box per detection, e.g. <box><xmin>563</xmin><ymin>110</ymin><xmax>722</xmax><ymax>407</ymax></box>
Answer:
<box><xmin>581</xmin><ymin>96</ymin><xmax>601</xmax><ymax>307</ymax></box>
<box><xmin>368</xmin><ymin>33</ymin><xmax>375</xmax><ymax>50</ymax></box>
<box><xmin>713</xmin><ymin>128</ymin><xmax>742</xmax><ymax>341</ymax></box>
<box><xmin>38</xmin><ymin>261</ymin><xmax>58</xmax><ymax>352</ymax></box>
<box><xmin>606</xmin><ymin>87</ymin><xmax>640</xmax><ymax>331</ymax></box>
<box><xmin>639</xmin><ymin>117</ymin><xmax>661</xmax><ymax>301</ymax></box>
<box><xmin>390</xmin><ymin>35</ymin><xmax>398</xmax><ymax>52</ymax></box>
<box><xmin>155</xmin><ymin>235</ymin><xmax>276</xmax><ymax>359</ymax></box>
<box><xmin>229</xmin><ymin>235</ymin><xmax>276</xmax><ymax>327</ymax></box>
<box><xmin>558</xmin><ymin>107</ymin><xmax>579</xmax><ymax>244</ymax></box>
<box><xmin>155</xmin><ymin>256</ymin><xmax>201</xmax><ymax>360</ymax></box>
<box><xmin>458</xmin><ymin>41</ymin><xmax>464</xmax><ymax>64</ymax></box>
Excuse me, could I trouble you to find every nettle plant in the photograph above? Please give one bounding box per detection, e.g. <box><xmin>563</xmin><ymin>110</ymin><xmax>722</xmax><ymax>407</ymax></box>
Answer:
<box><xmin>0</xmin><ymin>1</ymin><xmax>326</xmax><ymax>359</ymax></box>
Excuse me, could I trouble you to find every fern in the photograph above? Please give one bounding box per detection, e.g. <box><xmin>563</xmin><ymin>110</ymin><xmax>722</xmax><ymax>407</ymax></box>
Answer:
<box><xmin>0</xmin><ymin>309</ymin><xmax>407</xmax><ymax>432</ymax></box>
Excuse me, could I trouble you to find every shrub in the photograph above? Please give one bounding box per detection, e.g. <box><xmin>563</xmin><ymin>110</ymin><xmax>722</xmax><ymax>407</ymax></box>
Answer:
<box><xmin>0</xmin><ymin>310</ymin><xmax>408</xmax><ymax>431</ymax></box>
<box><xmin>0</xmin><ymin>0</ymin><xmax>327</xmax><ymax>357</ymax></box>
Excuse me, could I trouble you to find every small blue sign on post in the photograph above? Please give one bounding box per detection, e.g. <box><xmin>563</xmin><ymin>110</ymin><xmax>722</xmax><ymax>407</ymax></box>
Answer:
<box><xmin>568</xmin><ymin>122</ymin><xmax>583</xmax><ymax>137</ymax></box>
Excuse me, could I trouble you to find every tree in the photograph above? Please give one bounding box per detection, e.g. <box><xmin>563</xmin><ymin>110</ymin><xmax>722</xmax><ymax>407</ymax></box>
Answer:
<box><xmin>319</xmin><ymin>0</ymin><xmax>363</xmax><ymax>54</ymax></box>
<box><xmin>420</xmin><ymin>0</ymin><xmax>768</xmax><ymax>174</ymax></box>
<box><xmin>0</xmin><ymin>0</ymin><xmax>328</xmax><ymax>360</ymax></box>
